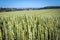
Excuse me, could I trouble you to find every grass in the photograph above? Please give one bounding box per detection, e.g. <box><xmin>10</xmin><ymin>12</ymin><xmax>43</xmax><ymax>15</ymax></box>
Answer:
<box><xmin>0</xmin><ymin>9</ymin><xmax>60</xmax><ymax>40</ymax></box>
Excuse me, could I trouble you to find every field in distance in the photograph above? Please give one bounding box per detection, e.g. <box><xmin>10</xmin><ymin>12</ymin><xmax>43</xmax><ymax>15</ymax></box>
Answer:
<box><xmin>0</xmin><ymin>9</ymin><xmax>60</xmax><ymax>17</ymax></box>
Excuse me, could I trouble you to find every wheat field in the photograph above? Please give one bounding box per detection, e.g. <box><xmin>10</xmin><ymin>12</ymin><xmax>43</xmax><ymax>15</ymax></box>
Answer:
<box><xmin>0</xmin><ymin>9</ymin><xmax>60</xmax><ymax>40</ymax></box>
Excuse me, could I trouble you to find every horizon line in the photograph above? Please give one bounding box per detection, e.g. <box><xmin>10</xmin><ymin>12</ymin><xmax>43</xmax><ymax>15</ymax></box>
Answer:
<box><xmin>0</xmin><ymin>6</ymin><xmax>60</xmax><ymax>8</ymax></box>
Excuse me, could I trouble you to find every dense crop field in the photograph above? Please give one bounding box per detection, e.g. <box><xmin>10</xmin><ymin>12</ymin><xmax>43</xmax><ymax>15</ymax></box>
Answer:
<box><xmin>0</xmin><ymin>9</ymin><xmax>60</xmax><ymax>40</ymax></box>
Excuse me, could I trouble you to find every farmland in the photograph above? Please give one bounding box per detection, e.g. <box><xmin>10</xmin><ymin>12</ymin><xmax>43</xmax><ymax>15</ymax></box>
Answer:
<box><xmin>0</xmin><ymin>9</ymin><xmax>60</xmax><ymax>40</ymax></box>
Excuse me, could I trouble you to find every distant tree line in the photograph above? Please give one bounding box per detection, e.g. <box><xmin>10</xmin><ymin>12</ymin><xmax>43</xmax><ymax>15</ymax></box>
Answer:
<box><xmin>0</xmin><ymin>6</ymin><xmax>60</xmax><ymax>12</ymax></box>
<box><xmin>41</xmin><ymin>6</ymin><xmax>60</xmax><ymax>9</ymax></box>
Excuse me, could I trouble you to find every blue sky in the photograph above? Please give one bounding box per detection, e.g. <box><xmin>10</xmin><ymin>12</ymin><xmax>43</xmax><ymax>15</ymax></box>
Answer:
<box><xmin>0</xmin><ymin>0</ymin><xmax>60</xmax><ymax>8</ymax></box>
